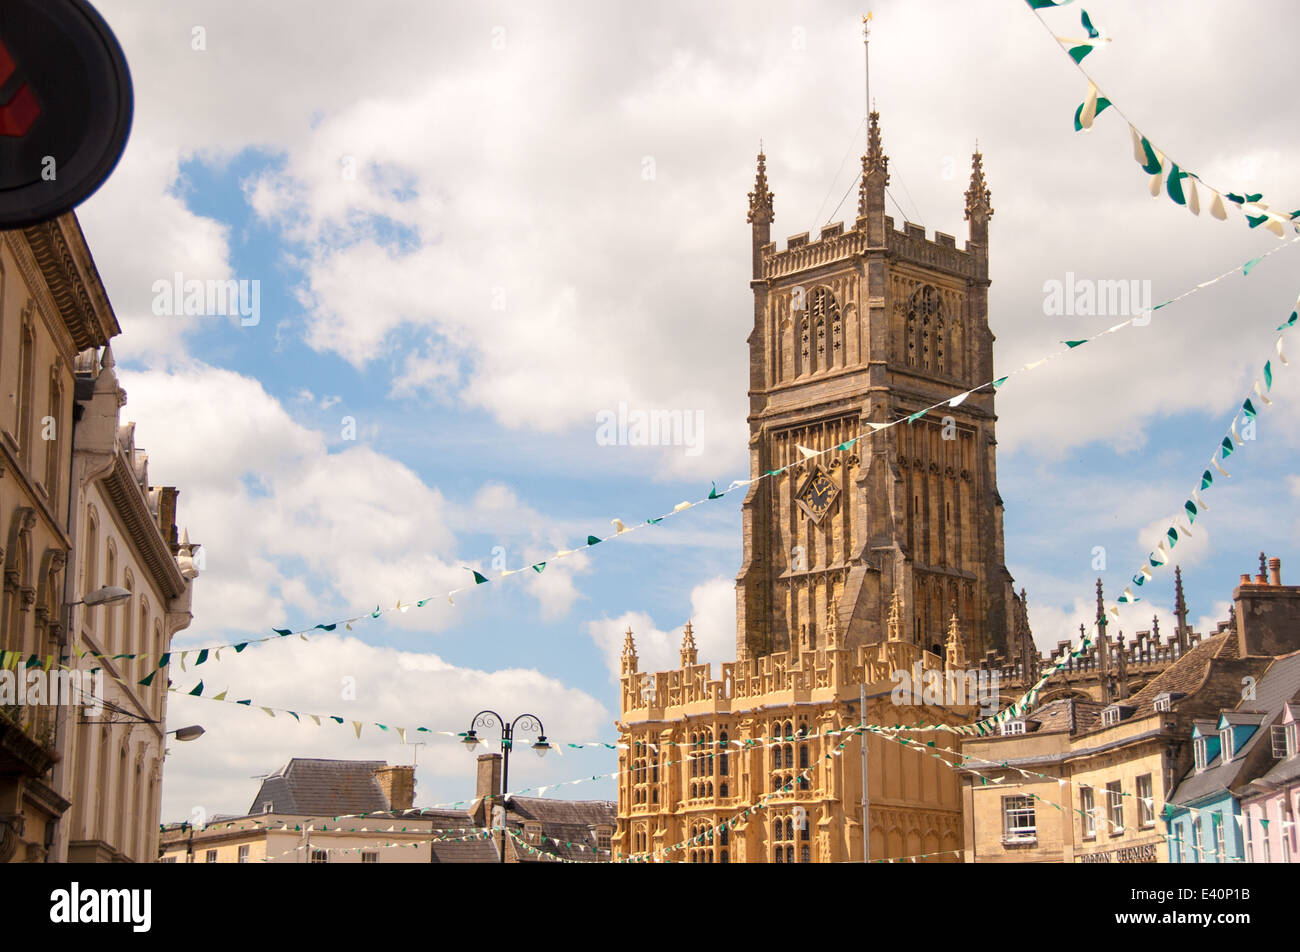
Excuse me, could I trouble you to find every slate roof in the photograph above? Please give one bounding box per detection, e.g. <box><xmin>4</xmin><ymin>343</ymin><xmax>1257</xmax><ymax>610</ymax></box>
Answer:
<box><xmin>248</xmin><ymin>758</ymin><xmax>390</xmax><ymax>816</ymax></box>
<box><xmin>505</xmin><ymin>797</ymin><xmax>616</xmax><ymax>863</ymax></box>
<box><xmin>1023</xmin><ymin>698</ymin><xmax>1105</xmax><ymax>735</ymax></box>
<box><xmin>1168</xmin><ymin>651</ymin><xmax>1300</xmax><ymax>807</ymax></box>
<box><xmin>422</xmin><ymin>808</ymin><xmax>501</xmax><ymax>863</ymax></box>
<box><xmin>1127</xmin><ymin>631</ymin><xmax>1241</xmax><ymax>716</ymax></box>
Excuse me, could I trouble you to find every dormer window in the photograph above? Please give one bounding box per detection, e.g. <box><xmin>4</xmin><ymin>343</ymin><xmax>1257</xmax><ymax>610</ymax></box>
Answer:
<box><xmin>1194</xmin><ymin>737</ymin><xmax>1209</xmax><ymax>772</ymax></box>
<box><xmin>1101</xmin><ymin>704</ymin><xmax>1133</xmax><ymax>727</ymax></box>
<box><xmin>1221</xmin><ymin>728</ymin><xmax>1235</xmax><ymax>761</ymax></box>
<box><xmin>1000</xmin><ymin>720</ymin><xmax>1026</xmax><ymax>736</ymax></box>
<box><xmin>262</xmin><ymin>802</ymin><xmax>273</xmax><ymax>814</ymax></box>
<box><xmin>1288</xmin><ymin>722</ymin><xmax>1300</xmax><ymax>758</ymax></box>
<box><xmin>1154</xmin><ymin>694</ymin><xmax>1174</xmax><ymax>713</ymax></box>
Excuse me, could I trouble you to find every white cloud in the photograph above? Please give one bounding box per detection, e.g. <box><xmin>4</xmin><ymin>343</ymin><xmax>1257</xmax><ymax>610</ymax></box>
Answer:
<box><xmin>587</xmin><ymin>576</ymin><xmax>735</xmax><ymax>681</ymax></box>
<box><xmin>160</xmin><ymin>635</ymin><xmax>610</xmax><ymax>819</ymax></box>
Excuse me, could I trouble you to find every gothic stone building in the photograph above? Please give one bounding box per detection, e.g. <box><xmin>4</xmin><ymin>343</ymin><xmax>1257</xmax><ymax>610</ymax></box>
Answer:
<box><xmin>615</xmin><ymin>111</ymin><xmax>1017</xmax><ymax>863</ymax></box>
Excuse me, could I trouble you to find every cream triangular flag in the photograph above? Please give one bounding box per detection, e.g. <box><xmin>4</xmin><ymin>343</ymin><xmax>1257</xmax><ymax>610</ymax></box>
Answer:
<box><xmin>1079</xmin><ymin>81</ymin><xmax>1099</xmax><ymax>130</ymax></box>
<box><xmin>1210</xmin><ymin>191</ymin><xmax>1228</xmax><ymax>220</ymax></box>
<box><xmin>1187</xmin><ymin>177</ymin><xmax>1200</xmax><ymax>215</ymax></box>
<box><xmin>795</xmin><ymin>444</ymin><xmax>819</xmax><ymax>459</ymax></box>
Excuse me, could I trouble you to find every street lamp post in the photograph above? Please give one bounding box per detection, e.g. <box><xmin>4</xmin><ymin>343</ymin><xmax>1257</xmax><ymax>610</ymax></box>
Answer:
<box><xmin>461</xmin><ymin>710</ymin><xmax>551</xmax><ymax>863</ymax></box>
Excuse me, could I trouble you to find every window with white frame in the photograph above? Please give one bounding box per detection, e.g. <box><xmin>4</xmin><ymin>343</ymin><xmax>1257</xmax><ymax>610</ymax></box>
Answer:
<box><xmin>1105</xmin><ymin>781</ymin><xmax>1124</xmax><ymax>834</ymax></box>
<box><xmin>1194</xmin><ymin>737</ymin><xmax>1209</xmax><ymax>771</ymax></box>
<box><xmin>1221</xmin><ymin>728</ymin><xmax>1235</xmax><ymax>761</ymax></box>
<box><xmin>1190</xmin><ymin>819</ymin><xmax>1200</xmax><ymax>862</ymax></box>
<box><xmin>1287</xmin><ymin>722</ymin><xmax>1299</xmax><ymax>757</ymax></box>
<box><xmin>1273</xmin><ymin>725</ymin><xmax>1289</xmax><ymax>758</ymax></box>
<box><xmin>1245</xmin><ymin>820</ymin><xmax>1254</xmax><ymax>863</ymax></box>
<box><xmin>311</xmin><ymin>849</ymin><xmax>328</xmax><ymax>864</ymax></box>
<box><xmin>1002</xmin><ymin>796</ymin><xmax>1036</xmax><ymax>843</ymax></box>
<box><xmin>1137</xmin><ymin>774</ymin><xmax>1154</xmax><ymax>828</ymax></box>
<box><xmin>1154</xmin><ymin>695</ymin><xmax>1173</xmax><ymax>713</ymax></box>
<box><xmin>1000</xmin><ymin>720</ymin><xmax>1026</xmax><ymax>736</ymax></box>
<box><xmin>205</xmin><ymin>849</ymin><xmax>217</xmax><ymax>863</ymax></box>
<box><xmin>1213</xmin><ymin>814</ymin><xmax>1225</xmax><ymax>862</ymax></box>
<box><xmin>1080</xmin><ymin>787</ymin><xmax>1096</xmax><ymax>839</ymax></box>
<box><xmin>238</xmin><ymin>845</ymin><xmax>249</xmax><ymax>864</ymax></box>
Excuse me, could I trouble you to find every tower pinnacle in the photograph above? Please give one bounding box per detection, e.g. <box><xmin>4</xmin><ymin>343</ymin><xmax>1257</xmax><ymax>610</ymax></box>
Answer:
<box><xmin>746</xmin><ymin>150</ymin><xmax>774</xmax><ymax>226</ymax></box>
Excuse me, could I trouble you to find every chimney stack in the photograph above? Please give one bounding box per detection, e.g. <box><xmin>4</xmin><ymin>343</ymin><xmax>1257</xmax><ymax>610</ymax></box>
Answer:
<box><xmin>476</xmin><ymin>753</ymin><xmax>502</xmax><ymax>802</ymax></box>
<box><xmin>1269</xmin><ymin>557</ymin><xmax>1282</xmax><ymax>586</ymax></box>
<box><xmin>374</xmin><ymin>764</ymin><xmax>415</xmax><ymax>812</ymax></box>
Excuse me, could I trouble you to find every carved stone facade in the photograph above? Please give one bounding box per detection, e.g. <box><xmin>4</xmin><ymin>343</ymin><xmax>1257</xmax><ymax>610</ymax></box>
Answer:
<box><xmin>0</xmin><ymin>216</ymin><xmax>118</xmax><ymax>862</ymax></box>
<box><xmin>0</xmin><ymin>215</ymin><xmax>198</xmax><ymax>863</ymax></box>
<box><xmin>615</xmin><ymin>109</ymin><xmax>1008</xmax><ymax>862</ymax></box>
<box><xmin>615</xmin><ymin>627</ymin><xmax>967</xmax><ymax>862</ymax></box>
<box><xmin>736</xmin><ymin>112</ymin><xmax>1018</xmax><ymax>665</ymax></box>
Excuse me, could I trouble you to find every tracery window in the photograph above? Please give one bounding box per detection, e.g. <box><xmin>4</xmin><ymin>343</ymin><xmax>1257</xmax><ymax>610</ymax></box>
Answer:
<box><xmin>905</xmin><ymin>285</ymin><xmax>944</xmax><ymax>373</ymax></box>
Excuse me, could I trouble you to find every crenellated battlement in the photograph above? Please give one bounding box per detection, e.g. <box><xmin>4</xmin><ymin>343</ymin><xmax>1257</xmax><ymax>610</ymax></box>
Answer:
<box><xmin>760</xmin><ymin>215</ymin><xmax>980</xmax><ymax>282</ymax></box>
<box><xmin>620</xmin><ymin>636</ymin><xmax>946</xmax><ymax>719</ymax></box>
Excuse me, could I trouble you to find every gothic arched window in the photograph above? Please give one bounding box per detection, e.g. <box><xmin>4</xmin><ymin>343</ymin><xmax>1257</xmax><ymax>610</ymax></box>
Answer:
<box><xmin>906</xmin><ymin>285</ymin><xmax>944</xmax><ymax>372</ymax></box>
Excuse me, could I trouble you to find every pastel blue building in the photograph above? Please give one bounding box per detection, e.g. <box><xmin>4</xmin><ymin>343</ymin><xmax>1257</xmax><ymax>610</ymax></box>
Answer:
<box><xmin>1165</xmin><ymin>652</ymin><xmax>1300</xmax><ymax>862</ymax></box>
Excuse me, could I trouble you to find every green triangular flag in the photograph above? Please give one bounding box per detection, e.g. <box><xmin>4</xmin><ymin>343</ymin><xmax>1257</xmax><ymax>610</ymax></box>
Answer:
<box><xmin>836</xmin><ymin>438</ymin><xmax>858</xmax><ymax>452</ymax></box>
<box><xmin>138</xmin><ymin>671</ymin><xmax>155</xmax><ymax>687</ymax></box>
<box><xmin>992</xmin><ymin>376</ymin><xmax>1008</xmax><ymax>389</ymax></box>
<box><xmin>1221</xmin><ymin>436</ymin><xmax>1234</xmax><ymax>458</ymax></box>
<box><xmin>708</xmin><ymin>482</ymin><xmax>722</xmax><ymax>499</ymax></box>
<box><xmin>1278</xmin><ymin>311</ymin><xmax>1298</xmax><ymax>331</ymax></box>
<box><xmin>156</xmin><ymin>652</ymin><xmax>170</xmax><ymax>669</ymax></box>
<box><xmin>532</xmin><ymin>562</ymin><xmax>546</xmax><ymax>573</ymax></box>
<box><xmin>1243</xmin><ymin>256</ymin><xmax>1264</xmax><ymax>276</ymax></box>
<box><xmin>906</xmin><ymin>409</ymin><xmax>927</xmax><ymax>424</ymax></box>
<box><xmin>586</xmin><ymin>536</ymin><xmax>601</xmax><ymax>546</ymax></box>
<box><xmin>1264</xmin><ymin>361</ymin><xmax>1273</xmax><ymax>389</ymax></box>
<box><xmin>1138</xmin><ymin>136</ymin><xmax>1161</xmax><ymax>175</ymax></box>
<box><xmin>1242</xmin><ymin>399</ymin><xmax>1257</xmax><ymax>420</ymax></box>
<box><xmin>188</xmin><ymin>681</ymin><xmax>203</xmax><ymax>696</ymax></box>
<box><xmin>1201</xmin><ymin>469</ymin><xmax>1213</xmax><ymax>490</ymax></box>
<box><xmin>471</xmin><ymin>570</ymin><xmax>488</xmax><ymax>584</ymax></box>
<box><xmin>273</xmin><ymin>628</ymin><xmax>292</xmax><ymax>636</ymax></box>
<box><xmin>1068</xmin><ymin>44</ymin><xmax>1094</xmax><ymax>63</ymax></box>
<box><xmin>1073</xmin><ymin>96</ymin><xmax>1111</xmax><ymax>131</ymax></box>
<box><xmin>195</xmin><ymin>649</ymin><xmax>208</xmax><ymax>666</ymax></box>
<box><xmin>1166</xmin><ymin>164</ymin><xmax>1188</xmax><ymax>205</ymax></box>
<box><xmin>1064</xmin><ymin>340</ymin><xmax>1087</xmax><ymax>348</ymax></box>
<box><xmin>234</xmin><ymin>643</ymin><xmax>248</xmax><ymax>652</ymax></box>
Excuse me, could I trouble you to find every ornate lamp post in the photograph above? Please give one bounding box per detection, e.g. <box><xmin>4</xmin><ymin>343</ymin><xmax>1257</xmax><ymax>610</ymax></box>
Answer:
<box><xmin>461</xmin><ymin>710</ymin><xmax>551</xmax><ymax>863</ymax></box>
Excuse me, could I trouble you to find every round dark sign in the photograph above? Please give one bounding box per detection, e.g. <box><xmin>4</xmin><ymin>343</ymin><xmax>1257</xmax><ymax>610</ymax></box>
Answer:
<box><xmin>0</xmin><ymin>0</ymin><xmax>132</xmax><ymax>228</ymax></box>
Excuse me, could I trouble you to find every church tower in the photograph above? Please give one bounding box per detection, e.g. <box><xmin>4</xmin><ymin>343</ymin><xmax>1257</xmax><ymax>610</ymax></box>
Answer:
<box><xmin>735</xmin><ymin>115</ymin><xmax>1019</xmax><ymax>663</ymax></box>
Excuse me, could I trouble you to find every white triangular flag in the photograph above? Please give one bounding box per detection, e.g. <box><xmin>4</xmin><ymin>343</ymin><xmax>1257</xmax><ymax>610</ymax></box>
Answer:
<box><xmin>1079</xmin><ymin>81</ymin><xmax>1099</xmax><ymax>130</ymax></box>
<box><xmin>795</xmin><ymin>444</ymin><xmax>819</xmax><ymax>459</ymax></box>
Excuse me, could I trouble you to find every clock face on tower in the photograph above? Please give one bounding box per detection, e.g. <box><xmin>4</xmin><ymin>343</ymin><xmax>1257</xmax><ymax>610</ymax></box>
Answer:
<box><xmin>795</xmin><ymin>468</ymin><xmax>839</xmax><ymax>524</ymax></box>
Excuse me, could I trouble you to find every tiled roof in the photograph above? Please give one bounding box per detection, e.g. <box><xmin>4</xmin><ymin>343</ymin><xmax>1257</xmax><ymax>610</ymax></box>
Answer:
<box><xmin>1169</xmin><ymin>652</ymin><xmax>1300</xmax><ymax>806</ymax></box>
<box><xmin>248</xmin><ymin>758</ymin><xmax>389</xmax><ymax>816</ymax></box>
<box><xmin>506</xmin><ymin>797</ymin><xmax>616</xmax><ymax>863</ymax></box>
<box><xmin>1025</xmin><ymin>698</ymin><xmax>1105</xmax><ymax>734</ymax></box>
<box><xmin>1128</xmin><ymin>631</ymin><xmax>1240</xmax><ymax>716</ymax></box>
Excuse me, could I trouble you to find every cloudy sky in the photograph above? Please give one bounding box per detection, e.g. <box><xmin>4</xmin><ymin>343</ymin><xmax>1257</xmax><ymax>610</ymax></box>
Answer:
<box><xmin>76</xmin><ymin>0</ymin><xmax>1300</xmax><ymax>820</ymax></box>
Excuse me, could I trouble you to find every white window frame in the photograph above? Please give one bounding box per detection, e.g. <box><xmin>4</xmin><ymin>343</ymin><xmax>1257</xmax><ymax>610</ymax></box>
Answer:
<box><xmin>1273</xmin><ymin>725</ymin><xmax>1289</xmax><ymax>758</ymax></box>
<box><xmin>238</xmin><ymin>844</ymin><xmax>249</xmax><ymax>864</ymax></box>
<box><xmin>1137</xmin><ymin>774</ymin><xmax>1154</xmax><ymax>829</ymax></box>
<box><xmin>1001</xmin><ymin>795</ymin><xmax>1036</xmax><ymax>844</ymax></box>
<box><xmin>1194</xmin><ymin>737</ymin><xmax>1208</xmax><ymax>771</ymax></box>
<box><xmin>1000</xmin><ymin>720</ymin><xmax>1026</xmax><ymax>736</ymax></box>
<box><xmin>1080</xmin><ymin>787</ymin><xmax>1096</xmax><ymax>839</ymax></box>
<box><xmin>1221</xmin><ymin>728</ymin><xmax>1235</xmax><ymax>762</ymax></box>
<box><xmin>1105</xmin><ymin>781</ymin><xmax>1124</xmax><ymax>834</ymax></box>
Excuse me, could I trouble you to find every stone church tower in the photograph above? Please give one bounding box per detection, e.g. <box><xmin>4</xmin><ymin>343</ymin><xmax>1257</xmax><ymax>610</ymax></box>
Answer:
<box><xmin>735</xmin><ymin>113</ymin><xmax>1019</xmax><ymax>663</ymax></box>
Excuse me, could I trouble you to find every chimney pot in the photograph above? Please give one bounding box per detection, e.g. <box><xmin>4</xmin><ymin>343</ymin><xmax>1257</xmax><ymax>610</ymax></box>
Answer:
<box><xmin>1240</xmin><ymin>573</ymin><xmax>1252</xmax><ymax>586</ymax></box>
<box><xmin>1268</xmin><ymin>557</ymin><xmax>1282</xmax><ymax>586</ymax></box>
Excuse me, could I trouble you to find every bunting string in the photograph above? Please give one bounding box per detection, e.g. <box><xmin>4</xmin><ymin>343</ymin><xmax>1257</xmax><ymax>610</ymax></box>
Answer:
<box><xmin>1025</xmin><ymin>0</ymin><xmax>1300</xmax><ymax>236</ymax></box>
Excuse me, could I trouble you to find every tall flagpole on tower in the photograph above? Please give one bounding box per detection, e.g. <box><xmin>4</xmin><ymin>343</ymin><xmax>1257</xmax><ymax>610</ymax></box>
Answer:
<box><xmin>862</xmin><ymin>12</ymin><xmax>872</xmax><ymax>146</ymax></box>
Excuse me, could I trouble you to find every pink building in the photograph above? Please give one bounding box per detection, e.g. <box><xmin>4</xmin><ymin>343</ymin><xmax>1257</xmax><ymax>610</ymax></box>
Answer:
<box><xmin>1238</xmin><ymin>701</ymin><xmax>1300</xmax><ymax>862</ymax></box>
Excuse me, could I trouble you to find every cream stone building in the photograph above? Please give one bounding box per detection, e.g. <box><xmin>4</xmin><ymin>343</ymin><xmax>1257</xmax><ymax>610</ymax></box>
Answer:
<box><xmin>0</xmin><ymin>214</ymin><xmax>197</xmax><ymax>863</ymax></box>
<box><xmin>616</xmin><ymin>102</ymin><xmax>1014</xmax><ymax>862</ymax></box>
<box><xmin>0</xmin><ymin>216</ymin><xmax>117</xmax><ymax>862</ymax></box>
<box><xmin>959</xmin><ymin>561</ymin><xmax>1294</xmax><ymax>863</ymax></box>
<box><xmin>54</xmin><ymin>344</ymin><xmax>199</xmax><ymax>862</ymax></box>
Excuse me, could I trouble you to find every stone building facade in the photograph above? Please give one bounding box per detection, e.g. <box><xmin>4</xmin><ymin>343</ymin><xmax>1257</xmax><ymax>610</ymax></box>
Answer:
<box><xmin>615</xmin><ymin>109</ymin><xmax>1010</xmax><ymax>862</ymax></box>
<box><xmin>55</xmin><ymin>344</ymin><xmax>198</xmax><ymax>862</ymax></box>
<box><xmin>735</xmin><ymin>114</ymin><xmax>1020</xmax><ymax>663</ymax></box>
<box><xmin>0</xmin><ymin>216</ymin><xmax>118</xmax><ymax>862</ymax></box>
<box><xmin>0</xmin><ymin>214</ymin><xmax>197</xmax><ymax>862</ymax></box>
